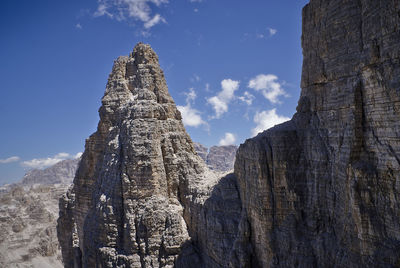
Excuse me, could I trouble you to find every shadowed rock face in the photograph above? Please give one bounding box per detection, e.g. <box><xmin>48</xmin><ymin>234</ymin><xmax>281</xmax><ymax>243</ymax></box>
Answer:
<box><xmin>235</xmin><ymin>0</ymin><xmax>400</xmax><ymax>266</ymax></box>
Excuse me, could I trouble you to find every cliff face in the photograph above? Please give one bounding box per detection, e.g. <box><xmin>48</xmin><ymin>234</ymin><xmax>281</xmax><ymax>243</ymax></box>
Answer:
<box><xmin>235</xmin><ymin>0</ymin><xmax>400</xmax><ymax>266</ymax></box>
<box><xmin>58</xmin><ymin>0</ymin><xmax>400</xmax><ymax>267</ymax></box>
<box><xmin>57</xmin><ymin>43</ymin><xmax>226</xmax><ymax>267</ymax></box>
<box><xmin>193</xmin><ymin>143</ymin><xmax>238</xmax><ymax>172</ymax></box>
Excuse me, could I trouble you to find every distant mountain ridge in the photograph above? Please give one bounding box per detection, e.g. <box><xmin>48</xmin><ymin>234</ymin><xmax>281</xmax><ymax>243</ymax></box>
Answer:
<box><xmin>193</xmin><ymin>142</ymin><xmax>237</xmax><ymax>172</ymax></box>
<box><xmin>0</xmin><ymin>158</ymin><xmax>80</xmax><ymax>267</ymax></box>
<box><xmin>21</xmin><ymin>158</ymin><xmax>80</xmax><ymax>185</ymax></box>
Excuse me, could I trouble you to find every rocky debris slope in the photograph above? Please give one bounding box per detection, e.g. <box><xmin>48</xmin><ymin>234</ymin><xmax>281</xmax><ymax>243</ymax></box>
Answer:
<box><xmin>193</xmin><ymin>142</ymin><xmax>237</xmax><ymax>172</ymax></box>
<box><xmin>235</xmin><ymin>0</ymin><xmax>400</xmax><ymax>266</ymax></box>
<box><xmin>57</xmin><ymin>43</ymin><xmax>236</xmax><ymax>268</ymax></box>
<box><xmin>0</xmin><ymin>159</ymin><xmax>79</xmax><ymax>267</ymax></box>
<box><xmin>0</xmin><ymin>185</ymin><xmax>68</xmax><ymax>268</ymax></box>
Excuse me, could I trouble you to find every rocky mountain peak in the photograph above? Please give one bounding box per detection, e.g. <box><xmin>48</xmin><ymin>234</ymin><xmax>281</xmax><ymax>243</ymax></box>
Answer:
<box><xmin>58</xmin><ymin>43</ymin><xmax>220</xmax><ymax>267</ymax></box>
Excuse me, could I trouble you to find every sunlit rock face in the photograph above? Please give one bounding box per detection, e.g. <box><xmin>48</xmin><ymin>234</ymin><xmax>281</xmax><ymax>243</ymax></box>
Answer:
<box><xmin>0</xmin><ymin>158</ymin><xmax>79</xmax><ymax>268</ymax></box>
<box><xmin>193</xmin><ymin>142</ymin><xmax>238</xmax><ymax>172</ymax></box>
<box><xmin>57</xmin><ymin>43</ymin><xmax>236</xmax><ymax>268</ymax></box>
<box><xmin>235</xmin><ymin>0</ymin><xmax>400</xmax><ymax>266</ymax></box>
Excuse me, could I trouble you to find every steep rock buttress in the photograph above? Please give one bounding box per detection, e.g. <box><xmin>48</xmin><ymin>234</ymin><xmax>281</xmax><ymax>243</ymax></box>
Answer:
<box><xmin>235</xmin><ymin>0</ymin><xmax>400</xmax><ymax>266</ymax></box>
<box><xmin>57</xmin><ymin>44</ymin><xmax>237</xmax><ymax>267</ymax></box>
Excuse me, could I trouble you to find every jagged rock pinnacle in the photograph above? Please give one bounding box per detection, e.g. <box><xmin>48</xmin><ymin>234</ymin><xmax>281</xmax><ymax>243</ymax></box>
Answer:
<box><xmin>57</xmin><ymin>43</ymin><xmax>219</xmax><ymax>267</ymax></box>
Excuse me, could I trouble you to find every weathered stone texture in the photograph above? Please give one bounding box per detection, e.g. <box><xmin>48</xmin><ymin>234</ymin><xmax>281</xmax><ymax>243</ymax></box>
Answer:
<box><xmin>206</xmin><ymin>145</ymin><xmax>237</xmax><ymax>172</ymax></box>
<box><xmin>193</xmin><ymin>142</ymin><xmax>238</xmax><ymax>172</ymax></box>
<box><xmin>58</xmin><ymin>1</ymin><xmax>400</xmax><ymax>267</ymax></box>
<box><xmin>57</xmin><ymin>43</ymin><xmax>229</xmax><ymax>268</ymax></box>
<box><xmin>0</xmin><ymin>184</ymin><xmax>68</xmax><ymax>268</ymax></box>
<box><xmin>235</xmin><ymin>0</ymin><xmax>400</xmax><ymax>266</ymax></box>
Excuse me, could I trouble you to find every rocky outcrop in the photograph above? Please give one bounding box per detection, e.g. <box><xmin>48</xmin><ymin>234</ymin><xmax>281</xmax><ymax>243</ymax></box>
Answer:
<box><xmin>58</xmin><ymin>1</ymin><xmax>400</xmax><ymax>266</ymax></box>
<box><xmin>206</xmin><ymin>145</ymin><xmax>237</xmax><ymax>172</ymax></box>
<box><xmin>193</xmin><ymin>143</ymin><xmax>237</xmax><ymax>172</ymax></box>
<box><xmin>193</xmin><ymin>142</ymin><xmax>208</xmax><ymax>163</ymax></box>
<box><xmin>0</xmin><ymin>184</ymin><xmax>68</xmax><ymax>268</ymax></box>
<box><xmin>0</xmin><ymin>159</ymin><xmax>80</xmax><ymax>267</ymax></box>
<box><xmin>22</xmin><ymin>158</ymin><xmax>79</xmax><ymax>185</ymax></box>
<box><xmin>57</xmin><ymin>43</ymin><xmax>227</xmax><ymax>268</ymax></box>
<box><xmin>235</xmin><ymin>0</ymin><xmax>400</xmax><ymax>266</ymax></box>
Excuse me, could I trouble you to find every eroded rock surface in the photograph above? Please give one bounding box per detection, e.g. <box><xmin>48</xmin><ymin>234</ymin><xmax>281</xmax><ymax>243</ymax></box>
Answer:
<box><xmin>57</xmin><ymin>43</ymin><xmax>231</xmax><ymax>268</ymax></box>
<box><xmin>0</xmin><ymin>159</ymin><xmax>79</xmax><ymax>267</ymax></box>
<box><xmin>207</xmin><ymin>145</ymin><xmax>237</xmax><ymax>172</ymax></box>
<box><xmin>58</xmin><ymin>1</ymin><xmax>400</xmax><ymax>266</ymax></box>
<box><xmin>193</xmin><ymin>143</ymin><xmax>238</xmax><ymax>172</ymax></box>
<box><xmin>0</xmin><ymin>184</ymin><xmax>68</xmax><ymax>268</ymax></box>
<box><xmin>235</xmin><ymin>0</ymin><xmax>400</xmax><ymax>266</ymax></box>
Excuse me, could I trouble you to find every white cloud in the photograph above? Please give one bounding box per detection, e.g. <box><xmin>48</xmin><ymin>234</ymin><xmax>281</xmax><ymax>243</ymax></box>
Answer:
<box><xmin>177</xmin><ymin>88</ymin><xmax>207</xmax><ymax>128</ymax></box>
<box><xmin>238</xmin><ymin>91</ymin><xmax>255</xmax><ymax>105</ymax></box>
<box><xmin>94</xmin><ymin>0</ymin><xmax>168</xmax><ymax>29</ymax></box>
<box><xmin>256</xmin><ymin>33</ymin><xmax>265</xmax><ymax>39</ymax></box>
<box><xmin>252</xmin><ymin>109</ymin><xmax>290</xmax><ymax>136</ymax></box>
<box><xmin>205</xmin><ymin>83</ymin><xmax>210</xmax><ymax>92</ymax></box>
<box><xmin>248</xmin><ymin>74</ymin><xmax>287</xmax><ymax>104</ymax></box>
<box><xmin>207</xmin><ymin>79</ymin><xmax>239</xmax><ymax>118</ymax></box>
<box><xmin>268</xmin><ymin>27</ymin><xmax>277</xmax><ymax>36</ymax></box>
<box><xmin>144</xmin><ymin>13</ymin><xmax>166</xmax><ymax>28</ymax></box>
<box><xmin>21</xmin><ymin>152</ymin><xmax>80</xmax><ymax>169</ymax></box>
<box><xmin>75</xmin><ymin>152</ymin><xmax>83</xmax><ymax>159</ymax></box>
<box><xmin>0</xmin><ymin>156</ymin><xmax>20</xmax><ymax>164</ymax></box>
<box><xmin>219</xmin><ymin>132</ymin><xmax>236</xmax><ymax>146</ymax></box>
<box><xmin>76</xmin><ymin>23</ymin><xmax>82</xmax><ymax>29</ymax></box>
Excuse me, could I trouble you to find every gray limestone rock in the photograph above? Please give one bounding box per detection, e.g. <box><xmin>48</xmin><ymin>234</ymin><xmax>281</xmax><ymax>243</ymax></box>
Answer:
<box><xmin>0</xmin><ymin>184</ymin><xmax>68</xmax><ymax>268</ymax></box>
<box><xmin>193</xmin><ymin>142</ymin><xmax>238</xmax><ymax>172</ymax></box>
<box><xmin>235</xmin><ymin>0</ymin><xmax>400</xmax><ymax>266</ymax></box>
<box><xmin>22</xmin><ymin>158</ymin><xmax>79</xmax><ymax>186</ymax></box>
<box><xmin>206</xmin><ymin>145</ymin><xmax>237</xmax><ymax>172</ymax></box>
<box><xmin>57</xmin><ymin>43</ymin><xmax>225</xmax><ymax>268</ymax></box>
<box><xmin>193</xmin><ymin>142</ymin><xmax>208</xmax><ymax>163</ymax></box>
<box><xmin>58</xmin><ymin>1</ymin><xmax>400</xmax><ymax>266</ymax></box>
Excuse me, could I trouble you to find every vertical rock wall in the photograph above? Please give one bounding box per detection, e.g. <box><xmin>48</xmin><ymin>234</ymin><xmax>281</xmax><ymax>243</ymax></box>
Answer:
<box><xmin>235</xmin><ymin>0</ymin><xmax>400</xmax><ymax>266</ymax></box>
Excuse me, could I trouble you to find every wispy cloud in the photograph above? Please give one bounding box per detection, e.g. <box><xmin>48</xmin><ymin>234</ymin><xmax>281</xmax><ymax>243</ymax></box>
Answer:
<box><xmin>207</xmin><ymin>79</ymin><xmax>239</xmax><ymax>118</ymax></box>
<box><xmin>0</xmin><ymin>156</ymin><xmax>20</xmax><ymax>164</ymax></box>
<box><xmin>238</xmin><ymin>91</ymin><xmax>255</xmax><ymax>105</ymax></box>
<box><xmin>248</xmin><ymin>74</ymin><xmax>287</xmax><ymax>104</ymax></box>
<box><xmin>177</xmin><ymin>88</ymin><xmax>207</xmax><ymax>128</ymax></box>
<box><xmin>94</xmin><ymin>0</ymin><xmax>168</xmax><ymax>29</ymax></box>
<box><xmin>268</xmin><ymin>27</ymin><xmax>277</xmax><ymax>36</ymax></box>
<box><xmin>219</xmin><ymin>132</ymin><xmax>236</xmax><ymax>146</ymax></box>
<box><xmin>252</xmin><ymin>109</ymin><xmax>290</xmax><ymax>136</ymax></box>
<box><xmin>21</xmin><ymin>152</ymin><xmax>81</xmax><ymax>169</ymax></box>
<box><xmin>76</xmin><ymin>23</ymin><xmax>82</xmax><ymax>29</ymax></box>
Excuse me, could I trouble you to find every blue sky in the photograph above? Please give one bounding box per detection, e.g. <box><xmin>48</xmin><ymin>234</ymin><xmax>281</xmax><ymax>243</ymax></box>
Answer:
<box><xmin>0</xmin><ymin>0</ymin><xmax>309</xmax><ymax>184</ymax></box>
